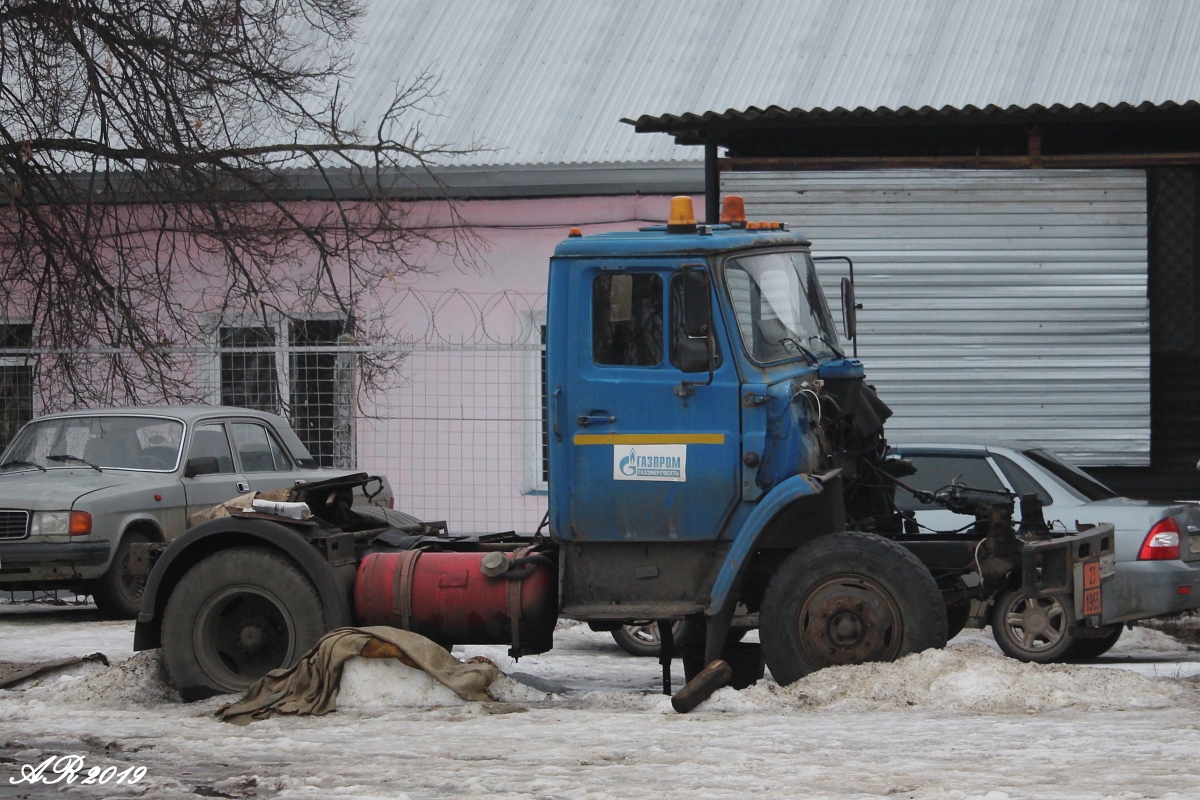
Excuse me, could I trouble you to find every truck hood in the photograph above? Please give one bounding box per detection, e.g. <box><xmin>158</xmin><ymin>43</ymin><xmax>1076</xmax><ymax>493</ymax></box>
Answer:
<box><xmin>0</xmin><ymin>468</ymin><xmax>157</xmax><ymax>509</ymax></box>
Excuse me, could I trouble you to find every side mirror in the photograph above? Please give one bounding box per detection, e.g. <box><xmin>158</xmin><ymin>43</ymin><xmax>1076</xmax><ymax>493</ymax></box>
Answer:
<box><xmin>840</xmin><ymin>276</ymin><xmax>857</xmax><ymax>342</ymax></box>
<box><xmin>682</xmin><ymin>269</ymin><xmax>711</xmax><ymax>338</ymax></box>
<box><xmin>184</xmin><ymin>456</ymin><xmax>220</xmax><ymax>478</ymax></box>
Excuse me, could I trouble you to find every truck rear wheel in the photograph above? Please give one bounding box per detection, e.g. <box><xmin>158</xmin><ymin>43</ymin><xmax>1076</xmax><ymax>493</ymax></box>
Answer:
<box><xmin>989</xmin><ymin>589</ymin><xmax>1076</xmax><ymax>663</ymax></box>
<box><xmin>161</xmin><ymin>547</ymin><xmax>327</xmax><ymax>701</ymax></box>
<box><xmin>760</xmin><ymin>531</ymin><xmax>948</xmax><ymax>685</ymax></box>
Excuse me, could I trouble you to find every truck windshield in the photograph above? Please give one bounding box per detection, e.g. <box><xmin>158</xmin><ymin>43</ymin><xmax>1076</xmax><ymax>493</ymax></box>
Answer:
<box><xmin>2</xmin><ymin>415</ymin><xmax>185</xmax><ymax>472</ymax></box>
<box><xmin>724</xmin><ymin>250</ymin><xmax>841</xmax><ymax>364</ymax></box>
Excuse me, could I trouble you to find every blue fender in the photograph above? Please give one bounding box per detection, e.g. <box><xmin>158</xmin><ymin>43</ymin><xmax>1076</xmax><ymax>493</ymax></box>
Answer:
<box><xmin>707</xmin><ymin>473</ymin><xmax>826</xmax><ymax>615</ymax></box>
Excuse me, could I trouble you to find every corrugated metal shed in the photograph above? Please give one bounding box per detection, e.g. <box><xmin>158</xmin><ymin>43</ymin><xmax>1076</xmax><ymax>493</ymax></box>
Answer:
<box><xmin>346</xmin><ymin>0</ymin><xmax>1200</xmax><ymax>167</ymax></box>
<box><xmin>725</xmin><ymin>169</ymin><xmax>1149</xmax><ymax>465</ymax></box>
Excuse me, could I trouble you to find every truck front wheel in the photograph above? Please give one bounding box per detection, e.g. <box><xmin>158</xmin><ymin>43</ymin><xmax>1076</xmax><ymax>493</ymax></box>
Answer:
<box><xmin>161</xmin><ymin>547</ymin><xmax>328</xmax><ymax>701</ymax></box>
<box><xmin>760</xmin><ymin>531</ymin><xmax>948</xmax><ymax>685</ymax></box>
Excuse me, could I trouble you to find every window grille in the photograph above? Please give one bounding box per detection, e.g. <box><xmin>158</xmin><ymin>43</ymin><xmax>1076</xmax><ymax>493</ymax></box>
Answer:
<box><xmin>0</xmin><ymin>324</ymin><xmax>34</xmax><ymax>453</ymax></box>
<box><xmin>218</xmin><ymin>318</ymin><xmax>353</xmax><ymax>468</ymax></box>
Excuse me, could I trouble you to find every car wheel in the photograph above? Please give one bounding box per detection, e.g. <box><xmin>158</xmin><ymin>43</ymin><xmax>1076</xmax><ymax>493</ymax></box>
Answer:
<box><xmin>92</xmin><ymin>531</ymin><xmax>150</xmax><ymax>619</ymax></box>
<box><xmin>760</xmin><ymin>531</ymin><xmax>948</xmax><ymax>685</ymax></box>
<box><xmin>161</xmin><ymin>547</ymin><xmax>327</xmax><ymax>701</ymax></box>
<box><xmin>611</xmin><ymin>620</ymin><xmax>695</xmax><ymax>657</ymax></box>
<box><xmin>990</xmin><ymin>589</ymin><xmax>1076</xmax><ymax>663</ymax></box>
<box><xmin>1065</xmin><ymin>625</ymin><xmax>1123</xmax><ymax>660</ymax></box>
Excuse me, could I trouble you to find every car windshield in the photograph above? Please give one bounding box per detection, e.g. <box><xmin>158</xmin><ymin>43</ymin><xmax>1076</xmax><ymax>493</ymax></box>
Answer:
<box><xmin>1022</xmin><ymin>448</ymin><xmax>1118</xmax><ymax>502</ymax></box>
<box><xmin>724</xmin><ymin>250</ymin><xmax>842</xmax><ymax>363</ymax></box>
<box><xmin>2</xmin><ymin>415</ymin><xmax>185</xmax><ymax>472</ymax></box>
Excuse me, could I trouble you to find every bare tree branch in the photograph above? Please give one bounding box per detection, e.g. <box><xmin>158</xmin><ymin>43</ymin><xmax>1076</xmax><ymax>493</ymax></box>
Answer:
<box><xmin>0</xmin><ymin>0</ymin><xmax>481</xmax><ymax>412</ymax></box>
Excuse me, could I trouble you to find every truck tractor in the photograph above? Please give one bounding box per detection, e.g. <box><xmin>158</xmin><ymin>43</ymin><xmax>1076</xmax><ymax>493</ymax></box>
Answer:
<box><xmin>134</xmin><ymin>196</ymin><xmax>1114</xmax><ymax>700</ymax></box>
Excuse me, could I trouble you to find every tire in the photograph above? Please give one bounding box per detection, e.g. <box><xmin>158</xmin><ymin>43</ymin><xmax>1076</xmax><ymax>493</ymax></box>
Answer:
<box><xmin>990</xmin><ymin>589</ymin><xmax>1076</xmax><ymax>663</ymax></box>
<box><xmin>760</xmin><ymin>531</ymin><xmax>948</xmax><ymax>685</ymax></box>
<box><xmin>161</xmin><ymin>547</ymin><xmax>328</xmax><ymax>701</ymax></box>
<box><xmin>1066</xmin><ymin>625</ymin><xmax>1123</xmax><ymax>660</ymax></box>
<box><xmin>945</xmin><ymin>600</ymin><xmax>971</xmax><ymax>641</ymax></box>
<box><xmin>612</xmin><ymin>620</ymin><xmax>694</xmax><ymax>657</ymax></box>
<box><xmin>92</xmin><ymin>531</ymin><xmax>150</xmax><ymax>619</ymax></box>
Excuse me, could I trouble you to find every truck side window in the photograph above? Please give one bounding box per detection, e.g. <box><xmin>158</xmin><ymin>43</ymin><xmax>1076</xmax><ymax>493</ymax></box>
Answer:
<box><xmin>669</xmin><ymin>273</ymin><xmax>721</xmax><ymax>371</ymax></box>
<box><xmin>592</xmin><ymin>273</ymin><xmax>662</xmax><ymax>366</ymax></box>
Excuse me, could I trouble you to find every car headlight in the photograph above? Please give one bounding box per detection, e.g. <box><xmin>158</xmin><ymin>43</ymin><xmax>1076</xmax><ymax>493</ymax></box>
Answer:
<box><xmin>30</xmin><ymin>511</ymin><xmax>70</xmax><ymax>536</ymax></box>
<box><xmin>29</xmin><ymin>510</ymin><xmax>92</xmax><ymax>536</ymax></box>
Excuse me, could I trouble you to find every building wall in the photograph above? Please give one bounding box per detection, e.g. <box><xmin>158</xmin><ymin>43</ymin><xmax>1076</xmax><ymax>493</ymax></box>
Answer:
<box><xmin>725</xmin><ymin>169</ymin><xmax>1151</xmax><ymax>467</ymax></box>
<box><xmin>354</xmin><ymin>194</ymin><xmax>694</xmax><ymax>532</ymax></box>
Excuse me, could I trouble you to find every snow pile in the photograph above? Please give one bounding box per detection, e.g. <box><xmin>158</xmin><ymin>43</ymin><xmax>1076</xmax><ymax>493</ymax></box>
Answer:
<box><xmin>1118</xmin><ymin>624</ymin><xmax>1195</xmax><ymax>653</ymax></box>
<box><xmin>21</xmin><ymin>649</ymin><xmax>178</xmax><ymax>707</ymax></box>
<box><xmin>698</xmin><ymin>641</ymin><xmax>1196</xmax><ymax>714</ymax></box>
<box><xmin>338</xmin><ymin>657</ymin><xmax>555</xmax><ymax>710</ymax></box>
<box><xmin>338</xmin><ymin>657</ymin><xmax>466</xmax><ymax>708</ymax></box>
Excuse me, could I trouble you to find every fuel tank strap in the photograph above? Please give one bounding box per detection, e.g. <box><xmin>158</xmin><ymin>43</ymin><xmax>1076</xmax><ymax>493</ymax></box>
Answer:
<box><xmin>393</xmin><ymin>549</ymin><xmax>422</xmax><ymax>630</ymax></box>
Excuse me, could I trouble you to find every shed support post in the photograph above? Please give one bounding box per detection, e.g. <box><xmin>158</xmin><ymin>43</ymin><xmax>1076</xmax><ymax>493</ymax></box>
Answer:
<box><xmin>705</xmin><ymin>138</ymin><xmax>719</xmax><ymax>225</ymax></box>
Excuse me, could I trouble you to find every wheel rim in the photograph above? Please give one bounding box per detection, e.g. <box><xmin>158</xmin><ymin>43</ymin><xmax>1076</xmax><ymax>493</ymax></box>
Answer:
<box><xmin>796</xmin><ymin>575</ymin><xmax>904</xmax><ymax>668</ymax></box>
<box><xmin>622</xmin><ymin>620</ymin><xmax>682</xmax><ymax>646</ymax></box>
<box><xmin>117</xmin><ymin>546</ymin><xmax>147</xmax><ymax>605</ymax></box>
<box><xmin>1001</xmin><ymin>594</ymin><xmax>1067</xmax><ymax>654</ymax></box>
<box><xmin>193</xmin><ymin>584</ymin><xmax>297</xmax><ymax>691</ymax></box>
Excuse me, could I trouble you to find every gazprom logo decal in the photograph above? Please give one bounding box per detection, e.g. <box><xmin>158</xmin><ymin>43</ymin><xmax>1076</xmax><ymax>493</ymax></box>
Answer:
<box><xmin>613</xmin><ymin>444</ymin><xmax>687</xmax><ymax>482</ymax></box>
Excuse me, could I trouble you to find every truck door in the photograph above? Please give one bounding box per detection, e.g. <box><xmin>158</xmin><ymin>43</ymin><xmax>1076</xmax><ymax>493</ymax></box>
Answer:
<box><xmin>560</xmin><ymin>264</ymin><xmax>741</xmax><ymax>541</ymax></box>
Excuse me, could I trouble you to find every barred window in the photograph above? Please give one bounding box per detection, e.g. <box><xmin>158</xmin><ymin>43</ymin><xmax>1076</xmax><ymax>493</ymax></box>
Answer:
<box><xmin>0</xmin><ymin>324</ymin><xmax>34</xmax><ymax>453</ymax></box>
<box><xmin>217</xmin><ymin>317</ymin><xmax>353</xmax><ymax>468</ymax></box>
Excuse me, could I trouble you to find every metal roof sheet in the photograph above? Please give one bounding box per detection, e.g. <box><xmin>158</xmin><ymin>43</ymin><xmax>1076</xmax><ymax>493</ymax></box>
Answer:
<box><xmin>345</xmin><ymin>0</ymin><xmax>1200</xmax><ymax>167</ymax></box>
<box><xmin>628</xmin><ymin>100</ymin><xmax>1200</xmax><ymax>135</ymax></box>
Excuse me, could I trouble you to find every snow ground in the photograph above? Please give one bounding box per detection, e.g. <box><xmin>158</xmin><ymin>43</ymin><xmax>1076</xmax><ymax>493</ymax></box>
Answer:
<box><xmin>1</xmin><ymin>602</ymin><xmax>1199</xmax><ymax>799</ymax></box>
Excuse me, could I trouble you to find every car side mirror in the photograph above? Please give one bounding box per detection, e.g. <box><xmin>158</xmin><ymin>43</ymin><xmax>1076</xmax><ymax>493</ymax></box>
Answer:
<box><xmin>184</xmin><ymin>456</ymin><xmax>220</xmax><ymax>478</ymax></box>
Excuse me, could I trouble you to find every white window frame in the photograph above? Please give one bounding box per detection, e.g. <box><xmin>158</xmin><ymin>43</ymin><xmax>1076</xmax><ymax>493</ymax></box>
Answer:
<box><xmin>522</xmin><ymin>310</ymin><xmax>548</xmax><ymax>494</ymax></box>
<box><xmin>201</xmin><ymin>312</ymin><xmax>355</xmax><ymax>467</ymax></box>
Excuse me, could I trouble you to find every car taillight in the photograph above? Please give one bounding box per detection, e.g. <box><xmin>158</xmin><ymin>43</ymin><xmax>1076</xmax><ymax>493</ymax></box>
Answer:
<box><xmin>1138</xmin><ymin>518</ymin><xmax>1180</xmax><ymax>560</ymax></box>
<box><xmin>69</xmin><ymin>511</ymin><xmax>92</xmax><ymax>536</ymax></box>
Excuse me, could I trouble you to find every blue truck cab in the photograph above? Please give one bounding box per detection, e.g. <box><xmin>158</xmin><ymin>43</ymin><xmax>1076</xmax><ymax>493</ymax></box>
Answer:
<box><xmin>545</xmin><ymin>198</ymin><xmax>915</xmax><ymax>672</ymax></box>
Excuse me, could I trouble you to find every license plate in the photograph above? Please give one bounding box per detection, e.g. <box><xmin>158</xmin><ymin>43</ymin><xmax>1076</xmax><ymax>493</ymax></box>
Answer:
<box><xmin>1081</xmin><ymin>560</ymin><xmax>1102</xmax><ymax>616</ymax></box>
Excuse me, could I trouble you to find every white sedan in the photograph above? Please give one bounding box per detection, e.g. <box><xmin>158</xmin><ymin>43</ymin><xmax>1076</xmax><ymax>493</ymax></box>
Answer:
<box><xmin>889</xmin><ymin>444</ymin><xmax>1200</xmax><ymax>662</ymax></box>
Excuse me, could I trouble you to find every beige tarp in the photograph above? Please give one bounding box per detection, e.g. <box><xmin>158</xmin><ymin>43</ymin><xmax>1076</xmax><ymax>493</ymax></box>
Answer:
<box><xmin>187</xmin><ymin>488</ymin><xmax>293</xmax><ymax>527</ymax></box>
<box><xmin>218</xmin><ymin>626</ymin><xmax>501</xmax><ymax>725</ymax></box>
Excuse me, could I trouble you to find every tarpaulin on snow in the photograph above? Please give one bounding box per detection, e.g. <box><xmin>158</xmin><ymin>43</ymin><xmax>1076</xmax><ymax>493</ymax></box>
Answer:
<box><xmin>218</xmin><ymin>626</ymin><xmax>500</xmax><ymax>725</ymax></box>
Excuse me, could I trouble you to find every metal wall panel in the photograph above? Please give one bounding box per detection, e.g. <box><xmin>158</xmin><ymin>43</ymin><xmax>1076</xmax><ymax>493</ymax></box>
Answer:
<box><xmin>724</xmin><ymin>169</ymin><xmax>1149</xmax><ymax>466</ymax></box>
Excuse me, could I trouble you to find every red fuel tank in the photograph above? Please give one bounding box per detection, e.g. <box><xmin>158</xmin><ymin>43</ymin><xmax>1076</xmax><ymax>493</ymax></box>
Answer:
<box><xmin>354</xmin><ymin>550</ymin><xmax>557</xmax><ymax>655</ymax></box>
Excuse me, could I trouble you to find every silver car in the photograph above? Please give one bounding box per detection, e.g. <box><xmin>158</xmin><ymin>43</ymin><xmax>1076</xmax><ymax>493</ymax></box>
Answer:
<box><xmin>0</xmin><ymin>406</ymin><xmax>391</xmax><ymax>618</ymax></box>
<box><xmin>890</xmin><ymin>444</ymin><xmax>1200</xmax><ymax>662</ymax></box>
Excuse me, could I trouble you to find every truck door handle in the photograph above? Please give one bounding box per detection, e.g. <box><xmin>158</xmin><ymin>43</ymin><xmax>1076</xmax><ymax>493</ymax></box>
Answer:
<box><xmin>577</xmin><ymin>413</ymin><xmax>616</xmax><ymax>426</ymax></box>
<box><xmin>553</xmin><ymin>387</ymin><xmax>563</xmax><ymax>442</ymax></box>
